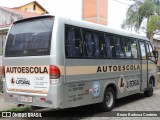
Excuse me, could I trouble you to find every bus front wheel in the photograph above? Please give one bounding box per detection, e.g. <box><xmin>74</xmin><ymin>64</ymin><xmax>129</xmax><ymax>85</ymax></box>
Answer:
<box><xmin>144</xmin><ymin>79</ymin><xmax>153</xmax><ymax>97</ymax></box>
<box><xmin>99</xmin><ymin>87</ymin><xmax>115</xmax><ymax>112</ymax></box>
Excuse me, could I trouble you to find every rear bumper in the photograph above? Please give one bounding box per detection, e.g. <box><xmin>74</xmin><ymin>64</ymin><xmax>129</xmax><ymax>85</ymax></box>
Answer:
<box><xmin>3</xmin><ymin>81</ymin><xmax>63</xmax><ymax>109</ymax></box>
<box><xmin>3</xmin><ymin>92</ymin><xmax>54</xmax><ymax>108</ymax></box>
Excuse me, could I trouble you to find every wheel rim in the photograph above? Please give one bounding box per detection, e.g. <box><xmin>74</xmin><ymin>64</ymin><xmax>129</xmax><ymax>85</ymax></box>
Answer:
<box><xmin>149</xmin><ymin>81</ymin><xmax>153</xmax><ymax>93</ymax></box>
<box><xmin>105</xmin><ymin>91</ymin><xmax>113</xmax><ymax>108</ymax></box>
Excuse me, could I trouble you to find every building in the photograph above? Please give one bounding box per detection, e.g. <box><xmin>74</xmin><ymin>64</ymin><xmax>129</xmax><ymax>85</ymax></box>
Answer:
<box><xmin>0</xmin><ymin>0</ymin><xmax>109</xmax><ymax>54</ymax></box>
<box><xmin>0</xmin><ymin>0</ymin><xmax>48</xmax><ymax>56</ymax></box>
<box><xmin>12</xmin><ymin>1</ymin><xmax>49</xmax><ymax>14</ymax></box>
<box><xmin>83</xmin><ymin>0</ymin><xmax>108</xmax><ymax>25</ymax></box>
<box><xmin>153</xmin><ymin>35</ymin><xmax>160</xmax><ymax>71</ymax></box>
<box><xmin>1</xmin><ymin>0</ymin><xmax>160</xmax><ymax>69</ymax></box>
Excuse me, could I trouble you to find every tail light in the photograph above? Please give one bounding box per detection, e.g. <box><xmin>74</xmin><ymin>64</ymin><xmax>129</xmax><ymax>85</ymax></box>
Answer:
<box><xmin>50</xmin><ymin>65</ymin><xmax>61</xmax><ymax>85</ymax></box>
<box><xmin>2</xmin><ymin>66</ymin><xmax>5</xmax><ymax>77</ymax></box>
<box><xmin>40</xmin><ymin>98</ymin><xmax>46</xmax><ymax>101</ymax></box>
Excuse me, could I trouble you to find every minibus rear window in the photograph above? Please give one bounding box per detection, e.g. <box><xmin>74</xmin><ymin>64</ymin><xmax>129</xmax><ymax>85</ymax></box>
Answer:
<box><xmin>5</xmin><ymin>17</ymin><xmax>54</xmax><ymax>57</ymax></box>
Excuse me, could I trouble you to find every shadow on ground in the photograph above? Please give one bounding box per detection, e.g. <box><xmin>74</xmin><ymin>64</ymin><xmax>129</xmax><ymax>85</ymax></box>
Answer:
<box><xmin>32</xmin><ymin>93</ymin><xmax>147</xmax><ymax>118</ymax></box>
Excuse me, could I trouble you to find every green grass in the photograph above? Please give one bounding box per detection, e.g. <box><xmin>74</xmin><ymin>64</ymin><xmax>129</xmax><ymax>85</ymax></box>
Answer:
<box><xmin>6</xmin><ymin>106</ymin><xmax>32</xmax><ymax>112</ymax></box>
<box><xmin>0</xmin><ymin>106</ymin><xmax>32</xmax><ymax>118</ymax></box>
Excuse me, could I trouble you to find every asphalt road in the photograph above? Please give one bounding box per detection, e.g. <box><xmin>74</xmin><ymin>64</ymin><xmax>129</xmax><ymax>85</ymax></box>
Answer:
<box><xmin>2</xmin><ymin>89</ymin><xmax>160</xmax><ymax>120</ymax></box>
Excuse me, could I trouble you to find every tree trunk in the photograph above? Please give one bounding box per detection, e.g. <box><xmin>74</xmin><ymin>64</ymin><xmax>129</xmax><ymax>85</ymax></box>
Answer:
<box><xmin>149</xmin><ymin>32</ymin><xmax>154</xmax><ymax>47</ymax></box>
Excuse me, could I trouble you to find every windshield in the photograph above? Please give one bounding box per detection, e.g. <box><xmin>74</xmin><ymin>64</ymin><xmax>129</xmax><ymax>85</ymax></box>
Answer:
<box><xmin>5</xmin><ymin>17</ymin><xmax>54</xmax><ymax>57</ymax></box>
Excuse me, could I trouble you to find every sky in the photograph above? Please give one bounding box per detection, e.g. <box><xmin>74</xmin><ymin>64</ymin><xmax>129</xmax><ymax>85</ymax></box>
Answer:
<box><xmin>108</xmin><ymin>0</ymin><xmax>132</xmax><ymax>30</ymax></box>
<box><xmin>0</xmin><ymin>0</ymin><xmax>134</xmax><ymax>31</ymax></box>
<box><xmin>0</xmin><ymin>0</ymin><xmax>83</xmax><ymax>18</ymax></box>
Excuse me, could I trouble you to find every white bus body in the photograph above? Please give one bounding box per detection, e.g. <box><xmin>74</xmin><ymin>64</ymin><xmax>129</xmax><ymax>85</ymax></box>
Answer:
<box><xmin>2</xmin><ymin>15</ymin><xmax>158</xmax><ymax>111</ymax></box>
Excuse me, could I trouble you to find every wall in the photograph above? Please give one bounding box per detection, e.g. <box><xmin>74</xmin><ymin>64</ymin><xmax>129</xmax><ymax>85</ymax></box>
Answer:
<box><xmin>0</xmin><ymin>7</ymin><xmax>23</xmax><ymax>25</ymax></box>
<box><xmin>18</xmin><ymin>2</ymin><xmax>45</xmax><ymax>14</ymax></box>
<box><xmin>0</xmin><ymin>7</ymin><xmax>23</xmax><ymax>58</ymax></box>
<box><xmin>0</xmin><ymin>7</ymin><xmax>23</xmax><ymax>67</ymax></box>
<box><xmin>83</xmin><ymin>0</ymin><xmax>108</xmax><ymax>25</ymax></box>
<box><xmin>153</xmin><ymin>39</ymin><xmax>160</xmax><ymax>71</ymax></box>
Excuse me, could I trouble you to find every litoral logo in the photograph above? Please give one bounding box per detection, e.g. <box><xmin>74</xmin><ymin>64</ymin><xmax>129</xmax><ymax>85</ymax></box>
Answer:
<box><xmin>2</xmin><ymin>112</ymin><xmax>11</xmax><ymax>117</ymax></box>
<box><xmin>10</xmin><ymin>78</ymin><xmax>15</xmax><ymax>85</ymax></box>
<box><xmin>16</xmin><ymin>80</ymin><xmax>30</xmax><ymax>85</ymax></box>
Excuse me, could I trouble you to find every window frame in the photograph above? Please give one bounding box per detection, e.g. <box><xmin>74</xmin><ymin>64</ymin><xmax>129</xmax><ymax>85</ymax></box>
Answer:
<box><xmin>65</xmin><ymin>25</ymin><xmax>84</xmax><ymax>59</ymax></box>
<box><xmin>103</xmin><ymin>33</ymin><xmax>115</xmax><ymax>59</ymax></box>
<box><xmin>5</xmin><ymin>17</ymin><xmax>54</xmax><ymax>57</ymax></box>
<box><xmin>123</xmin><ymin>37</ymin><xmax>139</xmax><ymax>59</ymax></box>
<box><xmin>82</xmin><ymin>29</ymin><xmax>105</xmax><ymax>59</ymax></box>
<box><xmin>139</xmin><ymin>40</ymin><xmax>147</xmax><ymax>60</ymax></box>
<box><xmin>64</xmin><ymin>24</ymin><xmax>142</xmax><ymax>60</ymax></box>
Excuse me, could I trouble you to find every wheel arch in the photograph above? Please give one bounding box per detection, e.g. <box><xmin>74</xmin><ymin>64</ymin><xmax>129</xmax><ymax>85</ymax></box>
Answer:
<box><xmin>103</xmin><ymin>82</ymin><xmax>118</xmax><ymax>99</ymax></box>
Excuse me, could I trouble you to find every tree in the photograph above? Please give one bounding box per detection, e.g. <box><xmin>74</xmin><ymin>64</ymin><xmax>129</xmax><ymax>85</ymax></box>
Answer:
<box><xmin>147</xmin><ymin>15</ymin><xmax>160</xmax><ymax>43</ymax></box>
<box><xmin>122</xmin><ymin>0</ymin><xmax>160</xmax><ymax>44</ymax></box>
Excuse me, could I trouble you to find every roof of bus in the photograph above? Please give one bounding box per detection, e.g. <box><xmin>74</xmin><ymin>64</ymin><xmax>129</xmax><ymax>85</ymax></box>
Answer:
<box><xmin>63</xmin><ymin>17</ymin><xmax>149</xmax><ymax>41</ymax></box>
<box><xmin>12</xmin><ymin>14</ymin><xmax>149</xmax><ymax>41</ymax></box>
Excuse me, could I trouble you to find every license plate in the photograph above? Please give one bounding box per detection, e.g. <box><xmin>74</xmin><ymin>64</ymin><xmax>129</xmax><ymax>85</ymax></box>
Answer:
<box><xmin>20</xmin><ymin>96</ymin><xmax>32</xmax><ymax>103</ymax></box>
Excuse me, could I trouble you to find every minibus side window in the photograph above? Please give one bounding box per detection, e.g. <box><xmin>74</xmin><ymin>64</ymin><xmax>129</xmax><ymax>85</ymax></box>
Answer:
<box><xmin>139</xmin><ymin>41</ymin><xmax>147</xmax><ymax>59</ymax></box>
<box><xmin>131</xmin><ymin>39</ymin><xmax>138</xmax><ymax>58</ymax></box>
<box><xmin>146</xmin><ymin>42</ymin><xmax>156</xmax><ymax>62</ymax></box>
<box><xmin>93</xmin><ymin>32</ymin><xmax>104</xmax><ymax>58</ymax></box>
<box><xmin>83</xmin><ymin>30</ymin><xmax>94</xmax><ymax>58</ymax></box>
<box><xmin>123</xmin><ymin>37</ymin><xmax>131</xmax><ymax>58</ymax></box>
<box><xmin>114</xmin><ymin>35</ymin><xmax>124</xmax><ymax>58</ymax></box>
<box><xmin>65</xmin><ymin>26</ymin><xmax>84</xmax><ymax>58</ymax></box>
<box><xmin>82</xmin><ymin>30</ymin><xmax>104</xmax><ymax>58</ymax></box>
<box><xmin>123</xmin><ymin>37</ymin><xmax>138</xmax><ymax>59</ymax></box>
<box><xmin>104</xmin><ymin>34</ymin><xmax>114</xmax><ymax>58</ymax></box>
<box><xmin>147</xmin><ymin>43</ymin><xmax>154</xmax><ymax>57</ymax></box>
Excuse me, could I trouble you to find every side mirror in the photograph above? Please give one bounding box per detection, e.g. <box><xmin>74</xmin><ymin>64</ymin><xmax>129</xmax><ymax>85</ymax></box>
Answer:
<box><xmin>153</xmin><ymin>50</ymin><xmax>158</xmax><ymax>58</ymax></box>
<box><xmin>153</xmin><ymin>50</ymin><xmax>158</xmax><ymax>64</ymax></box>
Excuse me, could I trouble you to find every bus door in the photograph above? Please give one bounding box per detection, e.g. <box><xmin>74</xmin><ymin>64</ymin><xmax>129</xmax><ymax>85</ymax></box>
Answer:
<box><xmin>139</xmin><ymin>41</ymin><xmax>148</xmax><ymax>90</ymax></box>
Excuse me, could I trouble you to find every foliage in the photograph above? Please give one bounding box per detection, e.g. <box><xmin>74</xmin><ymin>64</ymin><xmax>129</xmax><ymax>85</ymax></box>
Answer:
<box><xmin>0</xmin><ymin>106</ymin><xmax>32</xmax><ymax>112</ymax></box>
<box><xmin>0</xmin><ymin>106</ymin><xmax>32</xmax><ymax>117</ymax></box>
<box><xmin>147</xmin><ymin>15</ymin><xmax>160</xmax><ymax>32</ymax></box>
<box><xmin>122</xmin><ymin>0</ymin><xmax>160</xmax><ymax>40</ymax></box>
<box><xmin>139</xmin><ymin>0</ymin><xmax>155</xmax><ymax>18</ymax></box>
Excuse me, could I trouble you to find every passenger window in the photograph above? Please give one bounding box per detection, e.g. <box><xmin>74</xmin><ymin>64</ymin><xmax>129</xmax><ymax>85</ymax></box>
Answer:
<box><xmin>114</xmin><ymin>36</ymin><xmax>124</xmax><ymax>58</ymax></box>
<box><xmin>123</xmin><ymin>38</ymin><xmax>138</xmax><ymax>58</ymax></box>
<box><xmin>146</xmin><ymin>43</ymin><xmax>150</xmax><ymax>56</ymax></box>
<box><xmin>146</xmin><ymin>42</ymin><xmax>155</xmax><ymax>61</ymax></box>
<box><xmin>93</xmin><ymin>32</ymin><xmax>104</xmax><ymax>58</ymax></box>
<box><xmin>83</xmin><ymin>31</ymin><xmax>94</xmax><ymax>57</ymax></box>
<box><xmin>104</xmin><ymin>34</ymin><xmax>114</xmax><ymax>58</ymax></box>
<box><xmin>131</xmin><ymin>39</ymin><xmax>138</xmax><ymax>58</ymax></box>
<box><xmin>83</xmin><ymin>30</ymin><xmax>103</xmax><ymax>58</ymax></box>
<box><xmin>139</xmin><ymin>42</ymin><xmax>147</xmax><ymax>59</ymax></box>
<box><xmin>65</xmin><ymin>26</ymin><xmax>83</xmax><ymax>58</ymax></box>
<box><xmin>147</xmin><ymin>43</ymin><xmax>154</xmax><ymax>57</ymax></box>
<box><xmin>123</xmin><ymin>37</ymin><xmax>131</xmax><ymax>58</ymax></box>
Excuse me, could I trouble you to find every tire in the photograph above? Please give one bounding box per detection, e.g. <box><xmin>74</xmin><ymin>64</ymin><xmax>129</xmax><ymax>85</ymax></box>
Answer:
<box><xmin>99</xmin><ymin>87</ymin><xmax>115</xmax><ymax>112</ymax></box>
<box><xmin>144</xmin><ymin>79</ymin><xmax>153</xmax><ymax>97</ymax></box>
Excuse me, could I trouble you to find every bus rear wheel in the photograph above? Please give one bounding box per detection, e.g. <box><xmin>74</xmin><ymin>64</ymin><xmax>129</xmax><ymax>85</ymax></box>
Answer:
<box><xmin>99</xmin><ymin>87</ymin><xmax>115</xmax><ymax>112</ymax></box>
<box><xmin>144</xmin><ymin>79</ymin><xmax>153</xmax><ymax>97</ymax></box>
